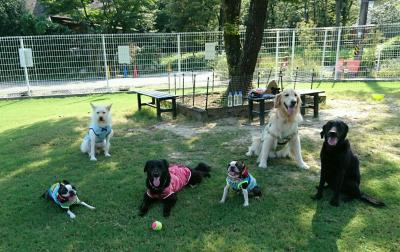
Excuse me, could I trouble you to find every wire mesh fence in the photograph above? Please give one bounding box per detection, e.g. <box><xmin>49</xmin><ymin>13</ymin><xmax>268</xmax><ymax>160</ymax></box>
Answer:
<box><xmin>1</xmin><ymin>23</ymin><xmax>400</xmax><ymax>98</ymax></box>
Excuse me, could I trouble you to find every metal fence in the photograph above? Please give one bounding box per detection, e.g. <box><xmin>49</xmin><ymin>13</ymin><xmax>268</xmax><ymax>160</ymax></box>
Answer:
<box><xmin>1</xmin><ymin>23</ymin><xmax>400</xmax><ymax>98</ymax></box>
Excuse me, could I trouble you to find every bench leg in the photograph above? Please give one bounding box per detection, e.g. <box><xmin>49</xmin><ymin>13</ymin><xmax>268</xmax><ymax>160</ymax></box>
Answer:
<box><xmin>172</xmin><ymin>98</ymin><xmax>177</xmax><ymax>119</ymax></box>
<box><xmin>313</xmin><ymin>94</ymin><xmax>319</xmax><ymax>118</ymax></box>
<box><xmin>300</xmin><ymin>95</ymin><xmax>306</xmax><ymax>116</ymax></box>
<box><xmin>248</xmin><ymin>99</ymin><xmax>254</xmax><ymax>123</ymax></box>
<box><xmin>259</xmin><ymin>100</ymin><xmax>265</xmax><ymax>126</ymax></box>
<box><xmin>151</xmin><ymin>97</ymin><xmax>155</xmax><ymax>104</ymax></box>
<box><xmin>156</xmin><ymin>99</ymin><xmax>161</xmax><ymax>120</ymax></box>
<box><xmin>137</xmin><ymin>93</ymin><xmax>142</xmax><ymax>110</ymax></box>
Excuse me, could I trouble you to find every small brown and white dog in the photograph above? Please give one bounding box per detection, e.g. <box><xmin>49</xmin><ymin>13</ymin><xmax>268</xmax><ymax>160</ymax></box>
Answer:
<box><xmin>246</xmin><ymin>89</ymin><xmax>309</xmax><ymax>169</ymax></box>
<box><xmin>80</xmin><ymin>103</ymin><xmax>113</xmax><ymax>161</ymax></box>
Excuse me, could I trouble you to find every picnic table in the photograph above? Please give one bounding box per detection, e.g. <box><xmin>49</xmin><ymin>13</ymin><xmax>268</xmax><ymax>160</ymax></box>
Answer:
<box><xmin>298</xmin><ymin>89</ymin><xmax>325</xmax><ymax>118</ymax></box>
<box><xmin>135</xmin><ymin>90</ymin><xmax>177</xmax><ymax>120</ymax></box>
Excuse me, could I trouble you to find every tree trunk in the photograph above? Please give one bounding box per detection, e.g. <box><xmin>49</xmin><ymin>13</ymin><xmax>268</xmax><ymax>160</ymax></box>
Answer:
<box><xmin>335</xmin><ymin>0</ymin><xmax>342</xmax><ymax>27</ymax></box>
<box><xmin>221</xmin><ymin>0</ymin><xmax>242</xmax><ymax>79</ymax></box>
<box><xmin>222</xmin><ymin>0</ymin><xmax>268</xmax><ymax>93</ymax></box>
<box><xmin>238</xmin><ymin>0</ymin><xmax>268</xmax><ymax>92</ymax></box>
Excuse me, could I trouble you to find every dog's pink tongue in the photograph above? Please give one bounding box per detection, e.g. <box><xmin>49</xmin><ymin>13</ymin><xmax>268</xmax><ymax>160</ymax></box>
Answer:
<box><xmin>328</xmin><ymin>137</ymin><xmax>338</xmax><ymax>146</ymax></box>
<box><xmin>287</xmin><ymin>107</ymin><xmax>294</xmax><ymax>115</ymax></box>
<box><xmin>153</xmin><ymin>177</ymin><xmax>160</xmax><ymax>187</ymax></box>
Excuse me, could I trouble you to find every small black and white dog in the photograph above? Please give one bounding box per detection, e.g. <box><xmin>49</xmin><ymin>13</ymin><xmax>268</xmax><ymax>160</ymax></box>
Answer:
<box><xmin>139</xmin><ymin>159</ymin><xmax>211</xmax><ymax>217</ymax></box>
<box><xmin>313</xmin><ymin>120</ymin><xmax>385</xmax><ymax>207</ymax></box>
<box><xmin>42</xmin><ymin>180</ymin><xmax>95</xmax><ymax>218</ymax></box>
<box><xmin>220</xmin><ymin>161</ymin><xmax>261</xmax><ymax>207</ymax></box>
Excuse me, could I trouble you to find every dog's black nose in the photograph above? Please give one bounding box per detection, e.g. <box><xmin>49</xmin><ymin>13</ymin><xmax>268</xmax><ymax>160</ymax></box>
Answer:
<box><xmin>290</xmin><ymin>100</ymin><xmax>297</xmax><ymax>107</ymax></box>
<box><xmin>328</xmin><ymin>132</ymin><xmax>337</xmax><ymax>137</ymax></box>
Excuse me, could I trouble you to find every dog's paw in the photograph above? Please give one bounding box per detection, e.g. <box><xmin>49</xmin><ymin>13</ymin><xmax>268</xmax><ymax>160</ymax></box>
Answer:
<box><xmin>90</xmin><ymin>156</ymin><xmax>97</xmax><ymax>161</ymax></box>
<box><xmin>243</xmin><ymin>202</ymin><xmax>249</xmax><ymax>207</ymax></box>
<box><xmin>245</xmin><ymin>151</ymin><xmax>253</xmax><ymax>157</ymax></box>
<box><xmin>68</xmin><ymin>212</ymin><xmax>76</xmax><ymax>219</ymax></box>
<box><xmin>312</xmin><ymin>192</ymin><xmax>323</xmax><ymax>200</ymax></box>
<box><xmin>330</xmin><ymin>198</ymin><xmax>339</xmax><ymax>207</ymax></box>
<box><xmin>138</xmin><ymin>209</ymin><xmax>147</xmax><ymax>217</ymax></box>
<box><xmin>105</xmin><ymin>152</ymin><xmax>111</xmax><ymax>157</ymax></box>
<box><xmin>219</xmin><ymin>199</ymin><xmax>225</xmax><ymax>204</ymax></box>
<box><xmin>258</xmin><ymin>162</ymin><xmax>267</xmax><ymax>169</ymax></box>
<box><xmin>299</xmin><ymin>163</ymin><xmax>310</xmax><ymax>169</ymax></box>
<box><xmin>88</xmin><ymin>206</ymin><xmax>96</xmax><ymax>210</ymax></box>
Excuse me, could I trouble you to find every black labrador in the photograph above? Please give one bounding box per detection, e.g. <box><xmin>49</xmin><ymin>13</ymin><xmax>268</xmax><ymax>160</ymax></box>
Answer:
<box><xmin>313</xmin><ymin>120</ymin><xmax>385</xmax><ymax>207</ymax></box>
<box><xmin>139</xmin><ymin>159</ymin><xmax>211</xmax><ymax>217</ymax></box>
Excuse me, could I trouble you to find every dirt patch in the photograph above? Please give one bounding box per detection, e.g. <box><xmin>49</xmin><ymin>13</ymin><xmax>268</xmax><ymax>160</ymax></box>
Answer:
<box><xmin>178</xmin><ymin>93</ymin><xmax>226</xmax><ymax>109</ymax></box>
<box><xmin>153</xmin><ymin>97</ymin><xmax>395</xmax><ymax>150</ymax></box>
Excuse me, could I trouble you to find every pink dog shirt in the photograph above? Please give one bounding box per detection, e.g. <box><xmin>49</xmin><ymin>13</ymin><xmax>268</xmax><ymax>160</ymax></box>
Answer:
<box><xmin>147</xmin><ymin>164</ymin><xmax>192</xmax><ymax>199</ymax></box>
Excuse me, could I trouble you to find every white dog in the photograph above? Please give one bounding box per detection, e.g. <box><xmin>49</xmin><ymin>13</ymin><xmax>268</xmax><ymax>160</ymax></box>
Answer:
<box><xmin>246</xmin><ymin>89</ymin><xmax>309</xmax><ymax>169</ymax></box>
<box><xmin>80</xmin><ymin>103</ymin><xmax>113</xmax><ymax>161</ymax></box>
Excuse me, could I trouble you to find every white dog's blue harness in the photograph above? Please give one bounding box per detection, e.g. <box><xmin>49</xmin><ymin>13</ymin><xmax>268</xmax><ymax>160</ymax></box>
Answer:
<box><xmin>84</xmin><ymin>125</ymin><xmax>112</xmax><ymax>143</ymax></box>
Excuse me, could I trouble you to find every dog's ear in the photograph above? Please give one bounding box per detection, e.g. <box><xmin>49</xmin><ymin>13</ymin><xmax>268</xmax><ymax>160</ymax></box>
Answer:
<box><xmin>274</xmin><ymin>93</ymin><xmax>282</xmax><ymax>108</ymax></box>
<box><xmin>162</xmin><ymin>159</ymin><xmax>169</xmax><ymax>169</ymax></box>
<box><xmin>106</xmin><ymin>104</ymin><xmax>112</xmax><ymax>111</ymax></box>
<box><xmin>320</xmin><ymin>123</ymin><xmax>327</xmax><ymax>139</ymax></box>
<box><xmin>62</xmin><ymin>180</ymin><xmax>70</xmax><ymax>185</ymax></box>
<box><xmin>90</xmin><ymin>103</ymin><xmax>96</xmax><ymax>110</ymax></box>
<box><xmin>144</xmin><ymin>161</ymin><xmax>152</xmax><ymax>172</ymax></box>
<box><xmin>340</xmin><ymin>121</ymin><xmax>349</xmax><ymax>140</ymax></box>
<box><xmin>296</xmin><ymin>91</ymin><xmax>302</xmax><ymax>106</ymax></box>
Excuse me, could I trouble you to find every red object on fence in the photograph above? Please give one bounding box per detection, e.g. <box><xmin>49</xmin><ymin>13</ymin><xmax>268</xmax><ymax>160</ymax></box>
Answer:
<box><xmin>133</xmin><ymin>65</ymin><xmax>138</xmax><ymax>78</ymax></box>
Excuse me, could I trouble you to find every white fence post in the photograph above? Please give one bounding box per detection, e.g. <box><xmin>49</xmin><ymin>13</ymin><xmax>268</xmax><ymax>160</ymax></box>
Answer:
<box><xmin>376</xmin><ymin>46</ymin><xmax>382</xmax><ymax>72</ymax></box>
<box><xmin>101</xmin><ymin>35</ymin><xmax>110</xmax><ymax>91</ymax></box>
<box><xmin>334</xmin><ymin>27</ymin><xmax>342</xmax><ymax>80</ymax></box>
<box><xmin>177</xmin><ymin>33</ymin><xmax>181</xmax><ymax>73</ymax></box>
<box><xmin>19</xmin><ymin>37</ymin><xmax>31</xmax><ymax>96</ymax></box>
<box><xmin>275</xmin><ymin>30</ymin><xmax>280</xmax><ymax>79</ymax></box>
<box><xmin>321</xmin><ymin>29</ymin><xmax>328</xmax><ymax>80</ymax></box>
<box><xmin>291</xmin><ymin>29</ymin><xmax>296</xmax><ymax>78</ymax></box>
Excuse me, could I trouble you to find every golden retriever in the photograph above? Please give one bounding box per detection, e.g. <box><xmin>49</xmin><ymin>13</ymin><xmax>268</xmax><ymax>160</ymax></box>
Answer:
<box><xmin>246</xmin><ymin>89</ymin><xmax>309</xmax><ymax>169</ymax></box>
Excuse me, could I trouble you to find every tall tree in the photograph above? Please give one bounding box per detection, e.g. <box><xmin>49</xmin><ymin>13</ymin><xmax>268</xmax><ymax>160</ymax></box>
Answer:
<box><xmin>155</xmin><ymin>0</ymin><xmax>219</xmax><ymax>32</ymax></box>
<box><xmin>222</xmin><ymin>0</ymin><xmax>268</xmax><ymax>92</ymax></box>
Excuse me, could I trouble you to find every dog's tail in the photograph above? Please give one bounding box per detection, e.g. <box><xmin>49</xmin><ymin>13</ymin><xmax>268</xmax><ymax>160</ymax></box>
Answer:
<box><xmin>360</xmin><ymin>193</ymin><xmax>385</xmax><ymax>207</ymax></box>
<box><xmin>194</xmin><ymin>163</ymin><xmax>211</xmax><ymax>177</ymax></box>
<box><xmin>41</xmin><ymin>191</ymin><xmax>48</xmax><ymax>199</ymax></box>
<box><xmin>80</xmin><ymin>138</ymin><xmax>89</xmax><ymax>153</ymax></box>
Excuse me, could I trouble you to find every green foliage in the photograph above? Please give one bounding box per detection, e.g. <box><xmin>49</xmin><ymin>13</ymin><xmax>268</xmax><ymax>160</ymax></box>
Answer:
<box><xmin>377</xmin><ymin>58</ymin><xmax>400</xmax><ymax>78</ymax></box>
<box><xmin>155</xmin><ymin>0</ymin><xmax>219</xmax><ymax>32</ymax></box>
<box><xmin>266</xmin><ymin>0</ymin><xmax>358</xmax><ymax>28</ymax></box>
<box><xmin>370</xmin><ymin>0</ymin><xmax>400</xmax><ymax>25</ymax></box>
<box><xmin>380</xmin><ymin>36</ymin><xmax>400</xmax><ymax>59</ymax></box>
<box><xmin>0</xmin><ymin>0</ymin><xmax>70</xmax><ymax>36</ymax></box>
<box><xmin>40</xmin><ymin>0</ymin><xmax>157</xmax><ymax>33</ymax></box>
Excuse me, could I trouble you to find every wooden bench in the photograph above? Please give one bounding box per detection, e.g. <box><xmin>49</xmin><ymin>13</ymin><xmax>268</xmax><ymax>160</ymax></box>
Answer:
<box><xmin>298</xmin><ymin>89</ymin><xmax>325</xmax><ymax>118</ymax></box>
<box><xmin>248</xmin><ymin>94</ymin><xmax>275</xmax><ymax>125</ymax></box>
<box><xmin>136</xmin><ymin>90</ymin><xmax>177</xmax><ymax>120</ymax></box>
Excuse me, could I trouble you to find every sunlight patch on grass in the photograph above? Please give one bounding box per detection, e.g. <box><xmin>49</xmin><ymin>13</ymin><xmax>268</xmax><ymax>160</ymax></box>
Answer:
<box><xmin>0</xmin><ymin>159</ymin><xmax>49</xmax><ymax>184</ymax></box>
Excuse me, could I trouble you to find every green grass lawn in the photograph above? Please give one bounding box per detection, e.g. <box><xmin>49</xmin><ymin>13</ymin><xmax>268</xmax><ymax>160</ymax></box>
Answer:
<box><xmin>0</xmin><ymin>81</ymin><xmax>399</xmax><ymax>251</ymax></box>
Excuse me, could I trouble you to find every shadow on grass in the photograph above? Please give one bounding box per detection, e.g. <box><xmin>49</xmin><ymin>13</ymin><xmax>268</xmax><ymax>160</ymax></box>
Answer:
<box><xmin>0</xmin><ymin>107</ymin><xmax>398</xmax><ymax>251</ymax></box>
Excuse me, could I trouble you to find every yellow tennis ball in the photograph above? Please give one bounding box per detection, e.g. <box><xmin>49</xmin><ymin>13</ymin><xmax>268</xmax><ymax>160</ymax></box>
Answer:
<box><xmin>372</xmin><ymin>94</ymin><xmax>384</xmax><ymax>101</ymax></box>
<box><xmin>151</xmin><ymin>221</ymin><xmax>162</xmax><ymax>231</ymax></box>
